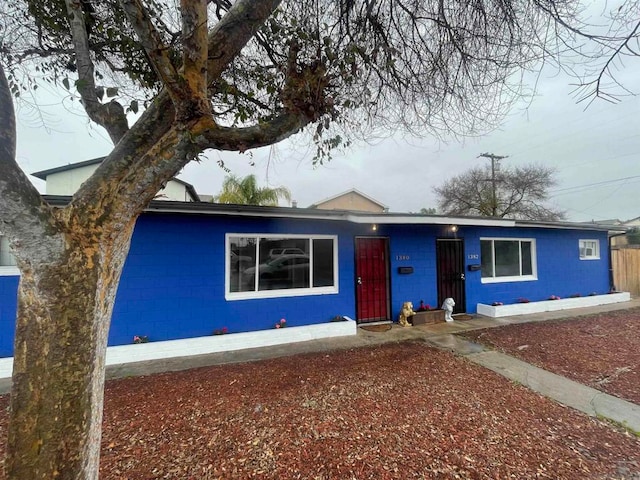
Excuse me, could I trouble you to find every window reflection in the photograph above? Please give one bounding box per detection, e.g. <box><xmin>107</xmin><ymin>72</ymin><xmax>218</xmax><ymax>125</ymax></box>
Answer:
<box><xmin>227</xmin><ymin>235</ymin><xmax>336</xmax><ymax>295</ymax></box>
<box><xmin>0</xmin><ymin>236</ymin><xmax>17</xmax><ymax>267</ymax></box>
<box><xmin>228</xmin><ymin>236</ymin><xmax>256</xmax><ymax>293</ymax></box>
<box><xmin>480</xmin><ymin>238</ymin><xmax>535</xmax><ymax>280</ymax></box>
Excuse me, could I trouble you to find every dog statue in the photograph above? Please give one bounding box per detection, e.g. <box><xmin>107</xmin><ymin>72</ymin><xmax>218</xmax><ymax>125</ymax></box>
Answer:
<box><xmin>441</xmin><ymin>298</ymin><xmax>455</xmax><ymax>322</ymax></box>
<box><xmin>398</xmin><ymin>301</ymin><xmax>416</xmax><ymax>327</ymax></box>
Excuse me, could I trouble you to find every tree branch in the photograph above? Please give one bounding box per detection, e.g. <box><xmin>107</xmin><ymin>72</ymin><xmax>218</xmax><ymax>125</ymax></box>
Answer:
<box><xmin>206</xmin><ymin>0</ymin><xmax>283</xmax><ymax>80</ymax></box>
<box><xmin>181</xmin><ymin>0</ymin><xmax>209</xmax><ymax>109</ymax></box>
<box><xmin>63</xmin><ymin>0</ymin><xmax>129</xmax><ymax>144</ymax></box>
<box><xmin>197</xmin><ymin>109</ymin><xmax>309</xmax><ymax>151</ymax></box>
<box><xmin>0</xmin><ymin>64</ymin><xmax>64</xmax><ymax>267</ymax></box>
<box><xmin>577</xmin><ymin>19</ymin><xmax>640</xmax><ymax>104</ymax></box>
<box><xmin>72</xmin><ymin>0</ymin><xmax>285</xmax><ymax>216</ymax></box>
<box><xmin>119</xmin><ymin>0</ymin><xmax>183</xmax><ymax>102</ymax></box>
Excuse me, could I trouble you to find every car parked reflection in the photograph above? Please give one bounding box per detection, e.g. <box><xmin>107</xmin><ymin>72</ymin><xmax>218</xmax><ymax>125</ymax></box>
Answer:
<box><xmin>243</xmin><ymin>254</ymin><xmax>310</xmax><ymax>289</ymax></box>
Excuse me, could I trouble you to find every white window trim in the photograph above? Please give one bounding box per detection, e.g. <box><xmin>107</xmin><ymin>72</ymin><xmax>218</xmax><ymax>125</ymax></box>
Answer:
<box><xmin>0</xmin><ymin>266</ymin><xmax>20</xmax><ymax>277</ymax></box>
<box><xmin>579</xmin><ymin>239</ymin><xmax>600</xmax><ymax>260</ymax></box>
<box><xmin>0</xmin><ymin>234</ymin><xmax>19</xmax><ymax>276</ymax></box>
<box><xmin>225</xmin><ymin>233</ymin><xmax>339</xmax><ymax>301</ymax></box>
<box><xmin>480</xmin><ymin>237</ymin><xmax>538</xmax><ymax>284</ymax></box>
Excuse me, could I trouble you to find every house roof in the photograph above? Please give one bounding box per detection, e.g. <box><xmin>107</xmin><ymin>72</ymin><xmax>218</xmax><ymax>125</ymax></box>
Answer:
<box><xmin>589</xmin><ymin>218</ymin><xmax>623</xmax><ymax>226</ymax></box>
<box><xmin>622</xmin><ymin>216</ymin><xmax>640</xmax><ymax>225</ymax></box>
<box><xmin>31</xmin><ymin>157</ymin><xmax>105</xmax><ymax>179</ymax></box>
<box><xmin>166</xmin><ymin>177</ymin><xmax>201</xmax><ymax>202</ymax></box>
<box><xmin>42</xmin><ymin>196</ymin><xmax>623</xmax><ymax>232</ymax></box>
<box><xmin>513</xmin><ymin>219</ymin><xmax>626</xmax><ymax>232</ymax></box>
<box><xmin>32</xmin><ymin>158</ymin><xmax>200</xmax><ymax>202</ymax></box>
<box><xmin>308</xmin><ymin>188</ymin><xmax>388</xmax><ymax>210</ymax></box>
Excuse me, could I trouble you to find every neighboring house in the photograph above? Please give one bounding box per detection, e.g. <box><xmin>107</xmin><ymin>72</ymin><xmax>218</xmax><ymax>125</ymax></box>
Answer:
<box><xmin>622</xmin><ymin>216</ymin><xmax>640</xmax><ymax>241</ymax></box>
<box><xmin>0</xmin><ymin>197</ymin><xmax>623</xmax><ymax>357</ymax></box>
<box><xmin>589</xmin><ymin>218</ymin><xmax>624</xmax><ymax>246</ymax></box>
<box><xmin>590</xmin><ymin>219</ymin><xmax>623</xmax><ymax>226</ymax></box>
<box><xmin>610</xmin><ymin>216</ymin><xmax>640</xmax><ymax>295</ymax></box>
<box><xmin>624</xmin><ymin>216</ymin><xmax>640</xmax><ymax>228</ymax></box>
<box><xmin>592</xmin><ymin>217</ymin><xmax>639</xmax><ymax>246</ymax></box>
<box><xmin>308</xmin><ymin>189</ymin><xmax>388</xmax><ymax>213</ymax></box>
<box><xmin>32</xmin><ymin>157</ymin><xmax>200</xmax><ymax>202</ymax></box>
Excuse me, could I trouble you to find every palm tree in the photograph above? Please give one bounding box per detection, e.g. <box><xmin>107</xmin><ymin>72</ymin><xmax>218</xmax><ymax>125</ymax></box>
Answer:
<box><xmin>214</xmin><ymin>174</ymin><xmax>291</xmax><ymax>206</ymax></box>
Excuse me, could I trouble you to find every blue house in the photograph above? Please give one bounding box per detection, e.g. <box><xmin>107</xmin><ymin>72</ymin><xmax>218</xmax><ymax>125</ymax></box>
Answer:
<box><xmin>0</xmin><ymin>197</ymin><xmax>625</xmax><ymax>359</ymax></box>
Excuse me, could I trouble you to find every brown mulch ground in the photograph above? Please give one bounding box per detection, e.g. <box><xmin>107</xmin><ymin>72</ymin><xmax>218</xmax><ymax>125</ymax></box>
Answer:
<box><xmin>1</xmin><ymin>341</ymin><xmax>639</xmax><ymax>479</ymax></box>
<box><xmin>462</xmin><ymin>307</ymin><xmax>640</xmax><ymax>405</ymax></box>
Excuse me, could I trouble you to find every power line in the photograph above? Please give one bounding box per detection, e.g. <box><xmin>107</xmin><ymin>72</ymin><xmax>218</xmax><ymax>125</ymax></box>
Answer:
<box><xmin>549</xmin><ymin>175</ymin><xmax>640</xmax><ymax>197</ymax></box>
<box><xmin>553</xmin><ymin>149</ymin><xmax>639</xmax><ymax>172</ymax></box>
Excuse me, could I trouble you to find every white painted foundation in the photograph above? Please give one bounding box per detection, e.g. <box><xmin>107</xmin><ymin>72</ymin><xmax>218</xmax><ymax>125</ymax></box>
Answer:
<box><xmin>477</xmin><ymin>292</ymin><xmax>631</xmax><ymax>318</ymax></box>
<box><xmin>0</xmin><ymin>318</ymin><xmax>357</xmax><ymax>382</ymax></box>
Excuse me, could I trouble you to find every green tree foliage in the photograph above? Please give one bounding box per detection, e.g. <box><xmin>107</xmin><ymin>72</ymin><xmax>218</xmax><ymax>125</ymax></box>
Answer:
<box><xmin>419</xmin><ymin>207</ymin><xmax>438</xmax><ymax>215</ymax></box>
<box><xmin>627</xmin><ymin>227</ymin><xmax>640</xmax><ymax>245</ymax></box>
<box><xmin>214</xmin><ymin>174</ymin><xmax>291</xmax><ymax>206</ymax></box>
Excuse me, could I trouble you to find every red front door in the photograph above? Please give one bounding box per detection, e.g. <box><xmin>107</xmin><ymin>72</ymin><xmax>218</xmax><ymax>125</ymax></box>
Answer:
<box><xmin>355</xmin><ymin>237</ymin><xmax>390</xmax><ymax>323</ymax></box>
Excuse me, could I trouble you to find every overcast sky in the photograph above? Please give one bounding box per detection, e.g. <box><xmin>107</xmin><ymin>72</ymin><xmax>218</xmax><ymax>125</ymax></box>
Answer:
<box><xmin>14</xmin><ymin>40</ymin><xmax>639</xmax><ymax>224</ymax></box>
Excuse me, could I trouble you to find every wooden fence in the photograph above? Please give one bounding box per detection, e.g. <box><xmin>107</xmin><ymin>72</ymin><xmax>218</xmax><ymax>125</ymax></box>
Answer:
<box><xmin>611</xmin><ymin>245</ymin><xmax>640</xmax><ymax>297</ymax></box>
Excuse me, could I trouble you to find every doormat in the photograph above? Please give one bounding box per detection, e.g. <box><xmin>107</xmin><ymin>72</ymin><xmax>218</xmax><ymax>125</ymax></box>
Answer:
<box><xmin>360</xmin><ymin>324</ymin><xmax>392</xmax><ymax>332</ymax></box>
<box><xmin>453</xmin><ymin>314</ymin><xmax>473</xmax><ymax>321</ymax></box>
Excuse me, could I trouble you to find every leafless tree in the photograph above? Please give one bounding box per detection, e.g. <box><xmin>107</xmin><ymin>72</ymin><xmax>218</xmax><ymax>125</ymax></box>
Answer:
<box><xmin>0</xmin><ymin>0</ymin><xmax>637</xmax><ymax>477</ymax></box>
<box><xmin>434</xmin><ymin>163</ymin><xmax>565</xmax><ymax>220</ymax></box>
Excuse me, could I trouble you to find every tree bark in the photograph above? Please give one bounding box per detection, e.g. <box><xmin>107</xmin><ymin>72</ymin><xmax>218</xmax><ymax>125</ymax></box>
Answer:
<box><xmin>2</xmin><ymin>2</ymin><xmax>314</xmax><ymax>477</ymax></box>
<box><xmin>6</xmin><ymin>216</ymin><xmax>136</xmax><ymax>479</ymax></box>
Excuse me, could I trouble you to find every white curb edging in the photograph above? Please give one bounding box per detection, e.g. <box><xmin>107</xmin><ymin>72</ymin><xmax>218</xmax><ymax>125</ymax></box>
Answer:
<box><xmin>477</xmin><ymin>292</ymin><xmax>631</xmax><ymax>318</ymax></box>
<box><xmin>0</xmin><ymin>318</ymin><xmax>357</xmax><ymax>381</ymax></box>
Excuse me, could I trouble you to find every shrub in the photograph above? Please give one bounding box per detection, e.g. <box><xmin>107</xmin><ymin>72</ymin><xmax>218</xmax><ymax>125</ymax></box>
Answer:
<box><xmin>627</xmin><ymin>227</ymin><xmax>640</xmax><ymax>245</ymax></box>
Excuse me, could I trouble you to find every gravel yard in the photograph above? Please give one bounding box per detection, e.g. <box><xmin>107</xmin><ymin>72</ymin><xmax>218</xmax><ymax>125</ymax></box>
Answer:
<box><xmin>2</xmin><ymin>336</ymin><xmax>638</xmax><ymax>479</ymax></box>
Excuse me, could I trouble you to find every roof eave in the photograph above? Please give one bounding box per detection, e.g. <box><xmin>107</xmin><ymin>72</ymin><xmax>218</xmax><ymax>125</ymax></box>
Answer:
<box><xmin>514</xmin><ymin>219</ymin><xmax>627</xmax><ymax>233</ymax></box>
<box><xmin>32</xmin><ymin>156</ymin><xmax>106</xmax><ymax>179</ymax></box>
<box><xmin>42</xmin><ymin>196</ymin><xmax>621</xmax><ymax>231</ymax></box>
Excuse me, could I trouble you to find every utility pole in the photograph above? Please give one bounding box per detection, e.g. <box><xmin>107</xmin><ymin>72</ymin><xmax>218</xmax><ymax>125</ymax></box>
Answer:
<box><xmin>478</xmin><ymin>153</ymin><xmax>508</xmax><ymax>217</ymax></box>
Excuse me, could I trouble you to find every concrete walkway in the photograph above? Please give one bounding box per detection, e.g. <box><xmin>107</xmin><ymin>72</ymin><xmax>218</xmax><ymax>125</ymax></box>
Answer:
<box><xmin>416</xmin><ymin>299</ymin><xmax>640</xmax><ymax>434</ymax></box>
<box><xmin>427</xmin><ymin>334</ymin><xmax>640</xmax><ymax>434</ymax></box>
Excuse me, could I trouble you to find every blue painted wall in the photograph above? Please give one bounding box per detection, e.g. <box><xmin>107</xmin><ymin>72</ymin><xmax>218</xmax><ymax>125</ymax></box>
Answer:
<box><xmin>380</xmin><ymin>224</ymin><xmax>450</xmax><ymax>319</ymax></box>
<box><xmin>0</xmin><ymin>213</ymin><xmax>613</xmax><ymax>357</ymax></box>
<box><xmin>462</xmin><ymin>227</ymin><xmax>610</xmax><ymax>309</ymax></box>
<box><xmin>378</xmin><ymin>224</ymin><xmax>610</xmax><ymax>318</ymax></box>
<box><xmin>109</xmin><ymin>213</ymin><xmax>359</xmax><ymax>346</ymax></box>
<box><xmin>0</xmin><ymin>275</ymin><xmax>19</xmax><ymax>357</ymax></box>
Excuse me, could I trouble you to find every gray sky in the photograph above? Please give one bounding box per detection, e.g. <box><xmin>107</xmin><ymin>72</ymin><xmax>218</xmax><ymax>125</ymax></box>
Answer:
<box><xmin>15</xmin><ymin>57</ymin><xmax>639</xmax><ymax>224</ymax></box>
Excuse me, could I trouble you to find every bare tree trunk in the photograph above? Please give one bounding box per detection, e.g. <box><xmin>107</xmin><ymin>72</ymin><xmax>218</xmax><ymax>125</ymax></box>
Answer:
<box><xmin>1</xmin><ymin>3</ymin><xmax>295</xmax><ymax>476</ymax></box>
<box><xmin>6</xmin><ymin>220</ymin><xmax>135</xmax><ymax>479</ymax></box>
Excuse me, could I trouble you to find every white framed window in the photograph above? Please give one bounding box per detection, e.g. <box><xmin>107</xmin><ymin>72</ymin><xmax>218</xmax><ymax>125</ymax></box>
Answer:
<box><xmin>0</xmin><ymin>235</ymin><xmax>19</xmax><ymax>276</ymax></box>
<box><xmin>480</xmin><ymin>237</ymin><xmax>537</xmax><ymax>283</ymax></box>
<box><xmin>225</xmin><ymin>233</ymin><xmax>338</xmax><ymax>300</ymax></box>
<box><xmin>579</xmin><ymin>239</ymin><xmax>600</xmax><ymax>260</ymax></box>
